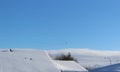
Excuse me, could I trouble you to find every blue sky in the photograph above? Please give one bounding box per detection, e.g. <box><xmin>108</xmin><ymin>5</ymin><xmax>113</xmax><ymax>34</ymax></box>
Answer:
<box><xmin>0</xmin><ymin>0</ymin><xmax>120</xmax><ymax>50</ymax></box>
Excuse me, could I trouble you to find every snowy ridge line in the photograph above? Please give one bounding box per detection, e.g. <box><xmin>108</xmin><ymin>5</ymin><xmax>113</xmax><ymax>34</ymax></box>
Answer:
<box><xmin>45</xmin><ymin>51</ymin><xmax>61</xmax><ymax>72</ymax></box>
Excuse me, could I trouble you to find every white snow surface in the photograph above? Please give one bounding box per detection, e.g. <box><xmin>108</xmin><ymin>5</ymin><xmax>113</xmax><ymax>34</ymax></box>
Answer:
<box><xmin>54</xmin><ymin>60</ymin><xmax>88</xmax><ymax>72</ymax></box>
<box><xmin>0</xmin><ymin>49</ymin><xmax>59</xmax><ymax>72</ymax></box>
<box><xmin>90</xmin><ymin>63</ymin><xmax>120</xmax><ymax>72</ymax></box>
<box><xmin>48</xmin><ymin>48</ymin><xmax>120</xmax><ymax>68</ymax></box>
<box><xmin>1</xmin><ymin>48</ymin><xmax>120</xmax><ymax>72</ymax></box>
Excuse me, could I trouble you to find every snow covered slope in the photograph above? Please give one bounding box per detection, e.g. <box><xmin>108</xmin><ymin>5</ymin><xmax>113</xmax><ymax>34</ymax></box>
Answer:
<box><xmin>90</xmin><ymin>63</ymin><xmax>120</xmax><ymax>72</ymax></box>
<box><xmin>48</xmin><ymin>49</ymin><xmax>120</xmax><ymax>68</ymax></box>
<box><xmin>54</xmin><ymin>60</ymin><xmax>88</xmax><ymax>72</ymax></box>
<box><xmin>1</xmin><ymin>48</ymin><xmax>120</xmax><ymax>72</ymax></box>
<box><xmin>0</xmin><ymin>49</ymin><xmax>59</xmax><ymax>72</ymax></box>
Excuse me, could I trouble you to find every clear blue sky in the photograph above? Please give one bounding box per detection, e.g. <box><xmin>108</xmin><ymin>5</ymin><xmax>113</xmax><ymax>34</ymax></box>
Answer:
<box><xmin>0</xmin><ymin>0</ymin><xmax>120</xmax><ymax>50</ymax></box>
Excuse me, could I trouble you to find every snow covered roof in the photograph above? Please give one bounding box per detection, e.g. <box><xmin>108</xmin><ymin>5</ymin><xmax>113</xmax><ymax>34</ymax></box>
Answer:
<box><xmin>90</xmin><ymin>63</ymin><xmax>120</xmax><ymax>72</ymax></box>
<box><xmin>54</xmin><ymin>60</ymin><xmax>88</xmax><ymax>72</ymax></box>
<box><xmin>0</xmin><ymin>49</ymin><xmax>59</xmax><ymax>72</ymax></box>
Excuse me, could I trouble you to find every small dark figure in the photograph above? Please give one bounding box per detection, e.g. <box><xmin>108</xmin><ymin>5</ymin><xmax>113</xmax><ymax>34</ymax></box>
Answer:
<box><xmin>10</xmin><ymin>49</ymin><xmax>13</xmax><ymax>52</ymax></box>
<box><xmin>24</xmin><ymin>57</ymin><xmax>27</xmax><ymax>59</ymax></box>
<box><xmin>60</xmin><ymin>70</ymin><xmax>63</xmax><ymax>72</ymax></box>
<box><xmin>30</xmin><ymin>58</ymin><xmax>32</xmax><ymax>60</ymax></box>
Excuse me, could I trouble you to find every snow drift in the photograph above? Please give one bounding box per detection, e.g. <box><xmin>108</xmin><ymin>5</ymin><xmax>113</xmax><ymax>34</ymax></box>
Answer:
<box><xmin>54</xmin><ymin>60</ymin><xmax>88</xmax><ymax>72</ymax></box>
<box><xmin>90</xmin><ymin>63</ymin><xmax>120</xmax><ymax>72</ymax></box>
